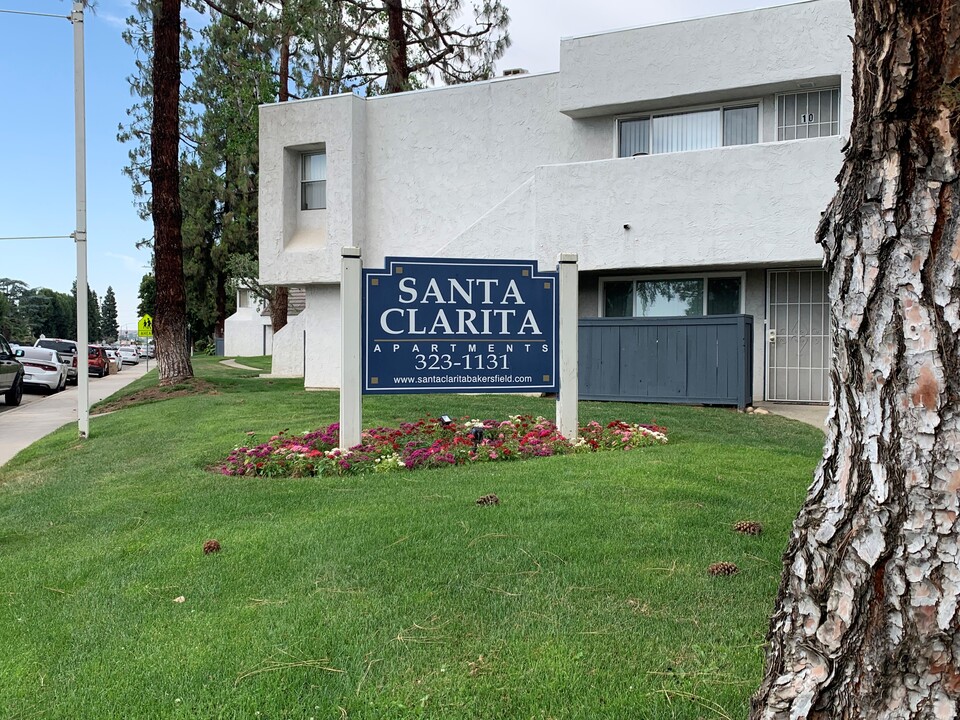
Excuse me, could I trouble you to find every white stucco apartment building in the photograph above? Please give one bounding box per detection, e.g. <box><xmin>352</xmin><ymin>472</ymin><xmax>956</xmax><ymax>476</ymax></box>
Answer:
<box><xmin>223</xmin><ymin>286</ymin><xmax>306</xmax><ymax>357</ymax></box>
<box><xmin>257</xmin><ymin>0</ymin><xmax>852</xmax><ymax>403</ymax></box>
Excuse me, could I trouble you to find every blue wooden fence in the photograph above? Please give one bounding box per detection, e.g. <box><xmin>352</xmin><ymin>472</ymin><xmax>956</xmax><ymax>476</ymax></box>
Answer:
<box><xmin>578</xmin><ymin>315</ymin><xmax>753</xmax><ymax>408</ymax></box>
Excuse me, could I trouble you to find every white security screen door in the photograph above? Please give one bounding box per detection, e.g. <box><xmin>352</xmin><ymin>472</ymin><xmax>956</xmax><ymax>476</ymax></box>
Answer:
<box><xmin>766</xmin><ymin>269</ymin><xmax>830</xmax><ymax>402</ymax></box>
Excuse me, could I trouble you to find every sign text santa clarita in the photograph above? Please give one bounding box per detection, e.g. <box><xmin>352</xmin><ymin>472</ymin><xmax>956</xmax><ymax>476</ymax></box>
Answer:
<box><xmin>362</xmin><ymin>257</ymin><xmax>559</xmax><ymax>394</ymax></box>
<box><xmin>378</xmin><ymin>276</ymin><xmax>543</xmax><ymax>336</ymax></box>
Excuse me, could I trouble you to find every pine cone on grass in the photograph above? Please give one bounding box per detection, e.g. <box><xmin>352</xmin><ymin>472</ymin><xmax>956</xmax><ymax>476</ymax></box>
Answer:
<box><xmin>203</xmin><ymin>539</ymin><xmax>221</xmax><ymax>555</ymax></box>
<box><xmin>476</xmin><ymin>494</ymin><xmax>500</xmax><ymax>507</ymax></box>
<box><xmin>733</xmin><ymin>520</ymin><xmax>763</xmax><ymax>536</ymax></box>
<box><xmin>708</xmin><ymin>561</ymin><xmax>739</xmax><ymax>577</ymax></box>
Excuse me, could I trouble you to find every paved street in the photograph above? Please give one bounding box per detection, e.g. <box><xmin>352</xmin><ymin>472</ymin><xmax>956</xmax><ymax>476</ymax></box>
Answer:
<box><xmin>0</xmin><ymin>361</ymin><xmax>151</xmax><ymax>467</ymax></box>
<box><xmin>0</xmin><ymin>384</ymin><xmax>45</xmax><ymax>414</ymax></box>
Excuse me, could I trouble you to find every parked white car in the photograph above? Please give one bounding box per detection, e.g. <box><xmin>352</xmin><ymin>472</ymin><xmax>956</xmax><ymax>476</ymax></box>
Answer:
<box><xmin>14</xmin><ymin>346</ymin><xmax>68</xmax><ymax>394</ymax></box>
<box><xmin>34</xmin><ymin>337</ymin><xmax>79</xmax><ymax>385</ymax></box>
<box><xmin>117</xmin><ymin>346</ymin><xmax>140</xmax><ymax>365</ymax></box>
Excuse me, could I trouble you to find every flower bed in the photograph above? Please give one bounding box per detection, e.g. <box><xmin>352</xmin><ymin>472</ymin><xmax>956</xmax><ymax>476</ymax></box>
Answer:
<box><xmin>218</xmin><ymin>415</ymin><xmax>668</xmax><ymax>478</ymax></box>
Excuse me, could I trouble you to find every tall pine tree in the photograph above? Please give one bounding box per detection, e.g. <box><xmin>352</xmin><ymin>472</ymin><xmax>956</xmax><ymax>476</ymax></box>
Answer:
<box><xmin>89</xmin><ymin>289</ymin><xmax>102</xmax><ymax>343</ymax></box>
<box><xmin>101</xmin><ymin>287</ymin><xmax>119</xmax><ymax>343</ymax></box>
<box><xmin>72</xmin><ymin>281</ymin><xmax>101</xmax><ymax>343</ymax></box>
<box><xmin>120</xmin><ymin>0</ymin><xmax>193</xmax><ymax>382</ymax></box>
<box><xmin>151</xmin><ymin>0</ymin><xmax>193</xmax><ymax>382</ymax></box>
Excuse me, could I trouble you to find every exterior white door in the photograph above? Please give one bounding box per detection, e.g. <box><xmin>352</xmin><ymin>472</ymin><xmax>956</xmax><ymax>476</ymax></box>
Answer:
<box><xmin>766</xmin><ymin>269</ymin><xmax>830</xmax><ymax>402</ymax></box>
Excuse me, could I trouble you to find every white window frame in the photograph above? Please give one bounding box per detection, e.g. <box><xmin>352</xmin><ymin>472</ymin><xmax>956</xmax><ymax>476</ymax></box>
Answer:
<box><xmin>615</xmin><ymin>98</ymin><xmax>763</xmax><ymax>158</ymax></box>
<box><xmin>775</xmin><ymin>86</ymin><xmax>841</xmax><ymax>141</ymax></box>
<box><xmin>300</xmin><ymin>151</ymin><xmax>327</xmax><ymax>211</ymax></box>
<box><xmin>598</xmin><ymin>271</ymin><xmax>748</xmax><ymax>317</ymax></box>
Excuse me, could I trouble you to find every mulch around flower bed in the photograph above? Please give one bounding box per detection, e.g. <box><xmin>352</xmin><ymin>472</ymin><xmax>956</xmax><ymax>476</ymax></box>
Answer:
<box><xmin>94</xmin><ymin>378</ymin><xmax>219</xmax><ymax>414</ymax></box>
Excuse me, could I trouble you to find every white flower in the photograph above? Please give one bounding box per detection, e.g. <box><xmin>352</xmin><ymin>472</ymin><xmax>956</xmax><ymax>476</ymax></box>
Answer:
<box><xmin>374</xmin><ymin>452</ymin><xmax>405</xmax><ymax>473</ymax></box>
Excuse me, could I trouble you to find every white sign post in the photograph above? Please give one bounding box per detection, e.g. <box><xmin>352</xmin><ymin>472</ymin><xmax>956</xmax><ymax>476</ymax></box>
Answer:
<box><xmin>556</xmin><ymin>253</ymin><xmax>579</xmax><ymax>440</ymax></box>
<box><xmin>340</xmin><ymin>247</ymin><xmax>363</xmax><ymax>449</ymax></box>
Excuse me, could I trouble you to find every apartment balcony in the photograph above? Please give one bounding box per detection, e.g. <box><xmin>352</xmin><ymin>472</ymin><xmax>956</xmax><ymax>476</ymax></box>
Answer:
<box><xmin>532</xmin><ymin>136</ymin><xmax>844</xmax><ymax>272</ymax></box>
<box><xmin>559</xmin><ymin>0</ymin><xmax>851</xmax><ymax>119</ymax></box>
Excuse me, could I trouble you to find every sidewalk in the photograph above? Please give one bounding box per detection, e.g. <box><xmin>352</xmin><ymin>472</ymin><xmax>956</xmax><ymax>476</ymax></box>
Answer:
<box><xmin>755</xmin><ymin>402</ymin><xmax>829</xmax><ymax>431</ymax></box>
<box><xmin>0</xmin><ymin>362</ymin><xmax>151</xmax><ymax>468</ymax></box>
<box><xmin>219</xmin><ymin>358</ymin><xmax>261</xmax><ymax>371</ymax></box>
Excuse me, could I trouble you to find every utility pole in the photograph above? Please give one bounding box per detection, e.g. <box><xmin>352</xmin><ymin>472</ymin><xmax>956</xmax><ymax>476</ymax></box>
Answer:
<box><xmin>71</xmin><ymin>1</ymin><xmax>89</xmax><ymax>438</ymax></box>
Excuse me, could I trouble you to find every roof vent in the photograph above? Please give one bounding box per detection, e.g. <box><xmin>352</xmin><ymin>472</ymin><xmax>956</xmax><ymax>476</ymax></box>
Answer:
<box><xmin>502</xmin><ymin>68</ymin><xmax>528</xmax><ymax>76</ymax></box>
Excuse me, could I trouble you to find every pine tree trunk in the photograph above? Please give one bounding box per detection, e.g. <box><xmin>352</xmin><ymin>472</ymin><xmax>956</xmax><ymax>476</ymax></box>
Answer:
<box><xmin>271</xmin><ymin>13</ymin><xmax>291</xmax><ymax>334</ymax></box>
<box><xmin>752</xmin><ymin>2</ymin><xmax>960</xmax><ymax>716</ymax></box>
<box><xmin>215</xmin><ymin>271</ymin><xmax>226</xmax><ymax>338</ymax></box>
<box><xmin>151</xmin><ymin>0</ymin><xmax>194</xmax><ymax>384</ymax></box>
<box><xmin>384</xmin><ymin>0</ymin><xmax>409</xmax><ymax>93</ymax></box>
<box><xmin>270</xmin><ymin>285</ymin><xmax>289</xmax><ymax>334</ymax></box>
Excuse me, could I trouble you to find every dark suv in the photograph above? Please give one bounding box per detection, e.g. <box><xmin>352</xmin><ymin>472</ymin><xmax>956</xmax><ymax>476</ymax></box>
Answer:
<box><xmin>0</xmin><ymin>333</ymin><xmax>24</xmax><ymax>406</ymax></box>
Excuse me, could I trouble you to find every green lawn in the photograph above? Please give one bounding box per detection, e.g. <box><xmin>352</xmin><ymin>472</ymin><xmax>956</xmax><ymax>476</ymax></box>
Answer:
<box><xmin>0</xmin><ymin>356</ymin><xmax>821</xmax><ymax>719</ymax></box>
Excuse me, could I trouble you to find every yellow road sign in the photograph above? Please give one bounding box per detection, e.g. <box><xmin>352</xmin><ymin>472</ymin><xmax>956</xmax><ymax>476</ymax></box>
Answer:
<box><xmin>137</xmin><ymin>314</ymin><xmax>154</xmax><ymax>338</ymax></box>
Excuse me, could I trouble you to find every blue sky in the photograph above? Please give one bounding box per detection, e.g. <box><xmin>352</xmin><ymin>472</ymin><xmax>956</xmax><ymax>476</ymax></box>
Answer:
<box><xmin>0</xmin><ymin>0</ymin><xmax>152</xmax><ymax>333</ymax></box>
<box><xmin>0</xmin><ymin>0</ymin><xmax>794</xmax><ymax>335</ymax></box>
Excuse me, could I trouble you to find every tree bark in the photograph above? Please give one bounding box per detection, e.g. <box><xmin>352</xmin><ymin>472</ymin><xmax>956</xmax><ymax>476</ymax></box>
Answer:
<box><xmin>269</xmin><ymin>285</ymin><xmax>289</xmax><ymax>335</ymax></box>
<box><xmin>271</xmin><ymin>9</ymin><xmax>291</xmax><ymax>333</ymax></box>
<box><xmin>384</xmin><ymin>0</ymin><xmax>409</xmax><ymax>93</ymax></box>
<box><xmin>279</xmin><ymin>13</ymin><xmax>290</xmax><ymax>104</ymax></box>
<box><xmin>151</xmin><ymin>0</ymin><xmax>194</xmax><ymax>384</ymax></box>
<box><xmin>752</xmin><ymin>2</ymin><xmax>960</xmax><ymax>717</ymax></box>
<box><xmin>215</xmin><ymin>270</ymin><xmax>226</xmax><ymax>338</ymax></box>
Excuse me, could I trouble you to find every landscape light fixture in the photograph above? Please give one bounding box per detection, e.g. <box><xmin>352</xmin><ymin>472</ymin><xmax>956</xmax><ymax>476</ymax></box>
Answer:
<box><xmin>439</xmin><ymin>415</ymin><xmax>453</xmax><ymax>426</ymax></box>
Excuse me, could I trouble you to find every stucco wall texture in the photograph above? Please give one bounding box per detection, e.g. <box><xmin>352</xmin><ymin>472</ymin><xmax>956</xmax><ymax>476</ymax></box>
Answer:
<box><xmin>223</xmin><ymin>308</ymin><xmax>272</xmax><ymax>357</ymax></box>
<box><xmin>258</xmin><ymin>0</ymin><xmax>852</xmax><ymax>397</ymax></box>
<box><xmin>559</xmin><ymin>0</ymin><xmax>852</xmax><ymax>117</ymax></box>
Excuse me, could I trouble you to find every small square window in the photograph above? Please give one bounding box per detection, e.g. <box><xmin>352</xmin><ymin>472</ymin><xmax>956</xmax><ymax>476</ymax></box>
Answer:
<box><xmin>618</xmin><ymin>118</ymin><xmax>650</xmax><ymax>158</ymax></box>
<box><xmin>301</xmin><ymin>152</ymin><xmax>326</xmax><ymax>210</ymax></box>
<box><xmin>706</xmin><ymin>277</ymin><xmax>741</xmax><ymax>314</ymax></box>
<box><xmin>777</xmin><ymin>88</ymin><xmax>840</xmax><ymax>141</ymax></box>
<box><xmin>722</xmin><ymin>105</ymin><xmax>758</xmax><ymax>146</ymax></box>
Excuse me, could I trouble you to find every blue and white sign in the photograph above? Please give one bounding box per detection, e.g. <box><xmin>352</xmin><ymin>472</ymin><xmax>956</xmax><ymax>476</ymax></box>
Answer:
<box><xmin>363</xmin><ymin>257</ymin><xmax>559</xmax><ymax>394</ymax></box>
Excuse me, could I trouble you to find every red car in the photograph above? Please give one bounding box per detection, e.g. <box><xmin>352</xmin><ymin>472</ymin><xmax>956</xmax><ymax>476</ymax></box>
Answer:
<box><xmin>88</xmin><ymin>346</ymin><xmax>110</xmax><ymax>378</ymax></box>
